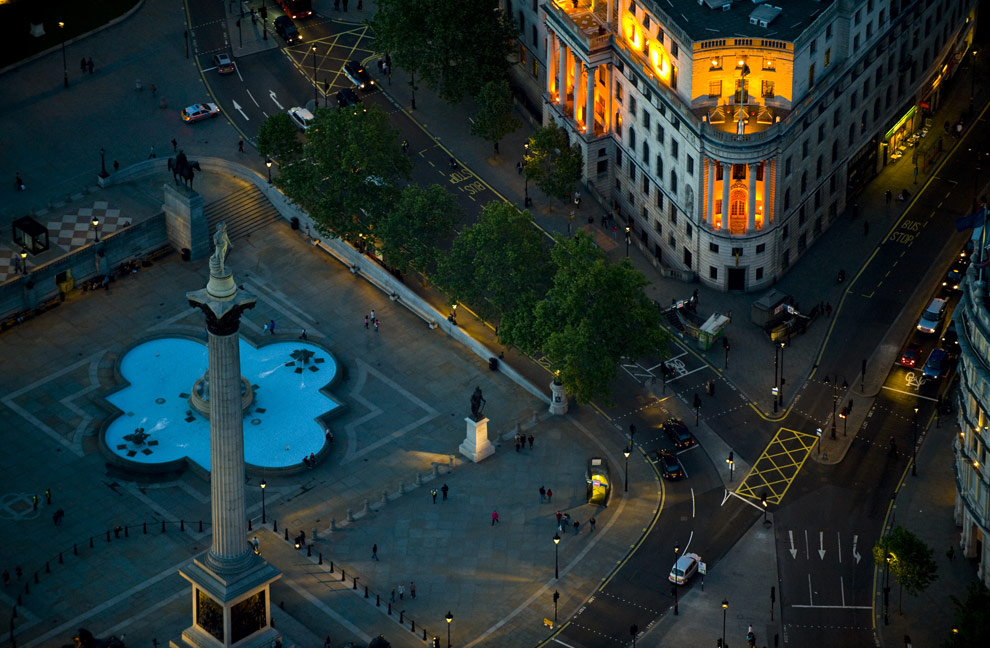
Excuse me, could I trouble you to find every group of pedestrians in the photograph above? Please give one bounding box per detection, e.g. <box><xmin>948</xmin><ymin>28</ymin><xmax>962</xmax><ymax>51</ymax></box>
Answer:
<box><xmin>514</xmin><ymin>432</ymin><xmax>533</xmax><ymax>452</ymax></box>
<box><xmin>389</xmin><ymin>580</ymin><xmax>416</xmax><ymax>601</ymax></box>
<box><xmin>364</xmin><ymin>309</ymin><xmax>380</xmax><ymax>333</ymax></box>
<box><xmin>79</xmin><ymin>56</ymin><xmax>95</xmax><ymax>75</ymax></box>
<box><xmin>554</xmin><ymin>510</ymin><xmax>595</xmax><ymax>534</ymax></box>
<box><xmin>430</xmin><ymin>483</ymin><xmax>449</xmax><ymax>503</ymax></box>
<box><xmin>538</xmin><ymin>485</ymin><xmax>553</xmax><ymax>503</ymax></box>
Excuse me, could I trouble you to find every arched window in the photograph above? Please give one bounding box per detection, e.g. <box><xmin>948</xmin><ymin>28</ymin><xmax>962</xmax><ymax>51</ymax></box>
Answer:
<box><xmin>670</xmin><ymin>170</ymin><xmax>678</xmax><ymax>194</ymax></box>
<box><xmin>656</xmin><ymin>154</ymin><xmax>664</xmax><ymax>181</ymax></box>
<box><xmin>629</xmin><ymin>126</ymin><xmax>637</xmax><ymax>150</ymax></box>
<box><xmin>831</xmin><ymin>140</ymin><xmax>839</xmax><ymax>164</ymax></box>
<box><xmin>642</xmin><ymin>141</ymin><xmax>650</xmax><ymax>163</ymax></box>
<box><xmin>784</xmin><ymin>188</ymin><xmax>791</xmax><ymax>210</ymax></box>
<box><xmin>729</xmin><ymin>188</ymin><xmax>747</xmax><ymax>233</ymax></box>
<box><xmin>816</xmin><ymin>156</ymin><xmax>823</xmax><ymax>179</ymax></box>
<box><xmin>801</xmin><ymin>172</ymin><xmax>807</xmax><ymax>194</ymax></box>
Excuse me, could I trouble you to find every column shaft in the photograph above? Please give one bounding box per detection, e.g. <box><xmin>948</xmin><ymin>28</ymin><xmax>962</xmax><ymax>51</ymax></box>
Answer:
<box><xmin>558</xmin><ymin>44</ymin><xmax>567</xmax><ymax>106</ymax></box>
<box><xmin>721</xmin><ymin>162</ymin><xmax>731</xmax><ymax>231</ymax></box>
<box><xmin>573</xmin><ymin>57</ymin><xmax>582</xmax><ymax>122</ymax></box>
<box><xmin>747</xmin><ymin>163</ymin><xmax>758</xmax><ymax>231</ymax></box>
<box><xmin>707</xmin><ymin>158</ymin><xmax>716</xmax><ymax>227</ymax></box>
<box><xmin>585</xmin><ymin>65</ymin><xmax>596</xmax><ymax>132</ymax></box>
<box><xmin>547</xmin><ymin>33</ymin><xmax>556</xmax><ymax>97</ymax></box>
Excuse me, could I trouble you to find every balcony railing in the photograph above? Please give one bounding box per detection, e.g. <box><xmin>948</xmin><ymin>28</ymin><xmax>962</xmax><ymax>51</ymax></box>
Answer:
<box><xmin>544</xmin><ymin>1</ymin><xmax>612</xmax><ymax>52</ymax></box>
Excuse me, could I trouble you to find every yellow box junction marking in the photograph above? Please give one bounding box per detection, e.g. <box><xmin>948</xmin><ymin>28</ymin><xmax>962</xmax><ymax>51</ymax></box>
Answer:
<box><xmin>735</xmin><ymin>427</ymin><xmax>818</xmax><ymax>505</ymax></box>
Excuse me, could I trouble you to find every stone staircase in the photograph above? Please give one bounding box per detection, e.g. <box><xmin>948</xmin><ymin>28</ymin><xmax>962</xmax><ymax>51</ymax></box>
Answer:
<box><xmin>205</xmin><ymin>185</ymin><xmax>282</xmax><ymax>240</ymax></box>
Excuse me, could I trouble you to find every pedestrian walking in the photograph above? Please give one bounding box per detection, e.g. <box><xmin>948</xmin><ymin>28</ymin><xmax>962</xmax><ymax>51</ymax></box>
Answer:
<box><xmin>150</xmin><ymin>83</ymin><xmax>157</xmax><ymax>95</ymax></box>
<box><xmin>410</xmin><ymin>581</ymin><xmax>416</xmax><ymax>598</ymax></box>
<box><xmin>87</xmin><ymin>57</ymin><xmax>94</xmax><ymax>74</ymax></box>
<box><xmin>80</xmin><ymin>57</ymin><xmax>87</xmax><ymax>73</ymax></box>
<box><xmin>263</xmin><ymin>323</ymin><xmax>269</xmax><ymax>334</ymax></box>
<box><xmin>556</xmin><ymin>510</ymin><xmax>562</xmax><ymax>526</ymax></box>
<box><xmin>149</xmin><ymin>145</ymin><xmax>156</xmax><ymax>159</ymax></box>
<box><xmin>539</xmin><ymin>486</ymin><xmax>546</xmax><ymax>503</ymax></box>
<box><xmin>372</xmin><ymin>544</ymin><xmax>379</xmax><ymax>560</ymax></box>
<box><xmin>514</xmin><ymin>436</ymin><xmax>521</xmax><ymax>452</ymax></box>
<box><xmin>45</xmin><ymin>488</ymin><xmax>52</xmax><ymax>504</ymax></box>
<box><xmin>431</xmin><ymin>488</ymin><xmax>438</xmax><ymax>503</ymax></box>
<box><xmin>825</xmin><ymin>302</ymin><xmax>832</xmax><ymax>317</ymax></box>
<box><xmin>299</xmin><ymin>329</ymin><xmax>308</xmax><ymax>340</ymax></box>
<box><xmin>573</xmin><ymin>520</ymin><xmax>580</xmax><ymax>534</ymax></box>
<box><xmin>171</xmin><ymin>138</ymin><xmax>178</xmax><ymax>152</ymax></box>
<box><xmin>385</xmin><ymin>53</ymin><xmax>392</xmax><ymax>69</ymax></box>
<box><xmin>546</xmin><ymin>488</ymin><xmax>553</xmax><ymax>503</ymax></box>
<box><xmin>516</xmin><ymin>161</ymin><xmax>523</xmax><ymax>175</ymax></box>
<box><xmin>441</xmin><ymin>483</ymin><xmax>449</xmax><ymax>500</ymax></box>
<box><xmin>402</xmin><ymin>140</ymin><xmax>409</xmax><ymax>153</ymax></box>
<box><xmin>390</xmin><ymin>588</ymin><xmax>395</xmax><ymax>602</ymax></box>
<box><xmin>573</xmin><ymin>191</ymin><xmax>581</xmax><ymax>206</ymax></box>
<box><xmin>238</xmin><ymin>139</ymin><xmax>245</xmax><ymax>153</ymax></box>
<box><xmin>32</xmin><ymin>494</ymin><xmax>38</xmax><ymax>511</ymax></box>
<box><xmin>914</xmin><ymin>166</ymin><xmax>919</xmax><ymax>183</ymax></box>
<box><xmin>334</xmin><ymin>0</ymin><xmax>340</xmax><ymax>10</ymax></box>
<box><xmin>324</xmin><ymin>636</ymin><xmax>332</xmax><ymax>648</ymax></box>
<box><xmin>15</xmin><ymin>566</ymin><xmax>22</xmax><ymax>580</ymax></box>
<box><xmin>491</xmin><ymin>510</ymin><xmax>499</xmax><ymax>525</ymax></box>
<box><xmin>364</xmin><ymin>315</ymin><xmax>369</xmax><ymax>329</ymax></box>
<box><xmin>374</xmin><ymin>320</ymin><xmax>379</xmax><ymax>333</ymax></box>
<box><xmin>342</xmin><ymin>0</ymin><xmax>349</xmax><ymax>11</ymax></box>
<box><xmin>589</xmin><ymin>517</ymin><xmax>596</xmax><ymax>532</ymax></box>
<box><xmin>947</xmin><ymin>545</ymin><xmax>955</xmax><ymax>561</ymax></box>
<box><xmin>885</xmin><ymin>189</ymin><xmax>892</xmax><ymax>205</ymax></box>
<box><xmin>528</xmin><ymin>434</ymin><xmax>534</xmax><ymax>449</ymax></box>
<box><xmin>398</xmin><ymin>583</ymin><xmax>404</xmax><ymax>599</ymax></box>
<box><xmin>269</xmin><ymin>319</ymin><xmax>276</xmax><ymax>334</ymax></box>
<box><xmin>370</xmin><ymin>309</ymin><xmax>375</xmax><ymax>323</ymax></box>
<box><xmin>113</xmin><ymin>160</ymin><xmax>119</xmax><ymax>172</ymax></box>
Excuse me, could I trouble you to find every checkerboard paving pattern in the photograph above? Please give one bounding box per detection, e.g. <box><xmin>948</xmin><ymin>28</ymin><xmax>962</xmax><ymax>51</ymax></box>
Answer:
<box><xmin>47</xmin><ymin>201</ymin><xmax>129</xmax><ymax>252</ymax></box>
<box><xmin>0</xmin><ymin>248</ymin><xmax>27</xmax><ymax>283</ymax></box>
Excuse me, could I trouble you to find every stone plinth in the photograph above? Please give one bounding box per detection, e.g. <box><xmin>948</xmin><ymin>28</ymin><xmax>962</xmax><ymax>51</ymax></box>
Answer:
<box><xmin>549</xmin><ymin>380</ymin><xmax>568</xmax><ymax>415</ymax></box>
<box><xmin>164</xmin><ymin>183</ymin><xmax>208</xmax><ymax>259</ymax></box>
<box><xmin>459</xmin><ymin>417</ymin><xmax>494</xmax><ymax>463</ymax></box>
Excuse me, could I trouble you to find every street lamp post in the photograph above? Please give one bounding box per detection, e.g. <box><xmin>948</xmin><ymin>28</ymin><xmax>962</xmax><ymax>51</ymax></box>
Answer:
<box><xmin>312</xmin><ymin>46</ymin><xmax>318</xmax><ymax>108</ymax></box>
<box><xmin>911</xmin><ymin>406</ymin><xmax>919</xmax><ymax>476</ymax></box>
<box><xmin>971</xmin><ymin>49</ymin><xmax>979</xmax><ymax>105</ymax></box>
<box><xmin>761</xmin><ymin>493</ymin><xmax>769</xmax><ymax>526</ymax></box>
<box><xmin>629</xmin><ymin>424</ymin><xmax>636</xmax><ymax>447</ymax></box>
<box><xmin>625</xmin><ymin>226</ymin><xmax>631</xmax><ymax>257</ymax></box>
<box><xmin>91</xmin><ymin>217</ymin><xmax>100</xmax><ymax>242</ymax></box>
<box><xmin>20</xmin><ymin>248</ymin><xmax>28</xmax><ymax>275</ymax></box>
<box><xmin>623</xmin><ymin>447</ymin><xmax>631</xmax><ymax>492</ymax></box>
<box><xmin>445</xmin><ymin>611</ymin><xmax>453</xmax><ymax>648</ymax></box>
<box><xmin>553</xmin><ymin>532</ymin><xmax>560</xmax><ymax>579</ymax></box>
<box><xmin>266</xmin><ymin>157</ymin><xmax>273</xmax><ymax>183</ymax></box>
<box><xmin>772</xmin><ymin>344</ymin><xmax>780</xmax><ymax>413</ymax></box>
<box><xmin>721</xmin><ymin>599</ymin><xmax>728</xmax><ymax>647</ymax></box>
<box><xmin>883</xmin><ymin>553</ymin><xmax>891</xmax><ymax>625</ymax></box>
<box><xmin>59</xmin><ymin>21</ymin><xmax>68</xmax><ymax>88</ymax></box>
<box><xmin>823</xmin><ymin>375</ymin><xmax>848</xmax><ymax>440</ymax></box>
<box><xmin>778</xmin><ymin>342</ymin><xmax>786</xmax><ymax>407</ymax></box>
<box><xmin>99</xmin><ymin>147</ymin><xmax>109</xmax><ymax>179</ymax></box>
<box><xmin>260</xmin><ymin>479</ymin><xmax>267</xmax><ymax>523</ymax></box>
<box><xmin>672</xmin><ymin>543</ymin><xmax>680</xmax><ymax>615</ymax></box>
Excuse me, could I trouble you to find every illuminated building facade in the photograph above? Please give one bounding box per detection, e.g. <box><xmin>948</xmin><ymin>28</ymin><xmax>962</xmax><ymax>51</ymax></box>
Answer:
<box><xmin>953</xmin><ymin>265</ymin><xmax>990</xmax><ymax>586</ymax></box>
<box><xmin>506</xmin><ymin>0</ymin><xmax>978</xmax><ymax>290</ymax></box>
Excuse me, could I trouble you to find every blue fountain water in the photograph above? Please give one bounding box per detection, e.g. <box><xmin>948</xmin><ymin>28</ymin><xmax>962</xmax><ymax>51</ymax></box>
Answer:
<box><xmin>104</xmin><ymin>337</ymin><xmax>339</xmax><ymax>470</ymax></box>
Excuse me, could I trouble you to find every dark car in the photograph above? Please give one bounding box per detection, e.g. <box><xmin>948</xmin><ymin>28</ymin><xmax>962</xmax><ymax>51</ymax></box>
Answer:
<box><xmin>336</xmin><ymin>88</ymin><xmax>364</xmax><ymax>110</ymax></box>
<box><xmin>662</xmin><ymin>418</ymin><xmax>696</xmax><ymax>450</ymax></box>
<box><xmin>344</xmin><ymin>60</ymin><xmax>375</xmax><ymax>90</ymax></box>
<box><xmin>943</xmin><ymin>267</ymin><xmax>963</xmax><ymax>291</ymax></box>
<box><xmin>899</xmin><ymin>342</ymin><xmax>923</xmax><ymax>368</ymax></box>
<box><xmin>922</xmin><ymin>348</ymin><xmax>949</xmax><ymax>379</ymax></box>
<box><xmin>942</xmin><ymin>320</ymin><xmax>959</xmax><ymax>350</ymax></box>
<box><xmin>656</xmin><ymin>450</ymin><xmax>684</xmax><ymax>480</ymax></box>
<box><xmin>274</xmin><ymin>16</ymin><xmax>301</xmax><ymax>44</ymax></box>
<box><xmin>213</xmin><ymin>53</ymin><xmax>235</xmax><ymax>75</ymax></box>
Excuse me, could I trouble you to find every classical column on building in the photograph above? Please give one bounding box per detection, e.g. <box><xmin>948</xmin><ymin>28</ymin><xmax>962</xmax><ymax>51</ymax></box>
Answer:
<box><xmin>547</xmin><ymin>32</ymin><xmax>556</xmax><ymax>98</ymax></box>
<box><xmin>573</xmin><ymin>56</ymin><xmax>582</xmax><ymax>122</ymax></box>
<box><xmin>176</xmin><ymin>222</ymin><xmax>281</xmax><ymax>648</ymax></box>
<box><xmin>558</xmin><ymin>41</ymin><xmax>568</xmax><ymax>106</ymax></box>
<box><xmin>584</xmin><ymin>64</ymin><xmax>596</xmax><ymax>133</ymax></box>
<box><xmin>747</xmin><ymin>162</ymin><xmax>758</xmax><ymax>232</ymax></box>
<box><xmin>606</xmin><ymin>63</ymin><xmax>614</xmax><ymax>132</ymax></box>
<box><xmin>721</xmin><ymin>162</ymin><xmax>731</xmax><ymax>231</ymax></box>
<box><xmin>706</xmin><ymin>158</ymin><xmax>716</xmax><ymax>228</ymax></box>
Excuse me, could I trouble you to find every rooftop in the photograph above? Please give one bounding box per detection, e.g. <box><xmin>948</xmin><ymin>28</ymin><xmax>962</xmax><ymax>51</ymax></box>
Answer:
<box><xmin>646</xmin><ymin>0</ymin><xmax>834</xmax><ymax>43</ymax></box>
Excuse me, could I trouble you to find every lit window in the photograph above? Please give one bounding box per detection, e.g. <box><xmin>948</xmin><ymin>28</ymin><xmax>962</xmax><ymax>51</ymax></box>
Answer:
<box><xmin>709</xmin><ymin>80</ymin><xmax>722</xmax><ymax>97</ymax></box>
<box><xmin>710</xmin><ymin>57</ymin><xmax>722</xmax><ymax>70</ymax></box>
<box><xmin>763</xmin><ymin>58</ymin><xmax>775</xmax><ymax>70</ymax></box>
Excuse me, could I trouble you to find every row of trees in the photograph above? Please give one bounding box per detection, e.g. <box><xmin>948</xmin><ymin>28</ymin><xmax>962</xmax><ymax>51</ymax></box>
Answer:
<box><xmin>256</xmin><ymin>106</ymin><xmax>667</xmax><ymax>403</ymax></box>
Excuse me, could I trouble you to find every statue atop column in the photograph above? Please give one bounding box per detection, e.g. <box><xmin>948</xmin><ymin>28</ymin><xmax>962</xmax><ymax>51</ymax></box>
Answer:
<box><xmin>209</xmin><ymin>223</ymin><xmax>232</xmax><ymax>277</ymax></box>
<box><xmin>470</xmin><ymin>387</ymin><xmax>486</xmax><ymax>421</ymax></box>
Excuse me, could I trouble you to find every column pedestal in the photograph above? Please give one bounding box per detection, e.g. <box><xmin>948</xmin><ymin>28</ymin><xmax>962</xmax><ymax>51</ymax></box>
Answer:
<box><xmin>459</xmin><ymin>417</ymin><xmax>494</xmax><ymax>463</ymax></box>
<box><xmin>549</xmin><ymin>381</ymin><xmax>568</xmax><ymax>415</ymax></box>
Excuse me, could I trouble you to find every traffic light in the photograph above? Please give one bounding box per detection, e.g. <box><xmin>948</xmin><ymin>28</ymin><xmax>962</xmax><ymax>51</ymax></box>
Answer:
<box><xmin>723</xmin><ymin>337</ymin><xmax>730</xmax><ymax>350</ymax></box>
<box><xmin>553</xmin><ymin>590</ymin><xmax>560</xmax><ymax>603</ymax></box>
<box><xmin>260</xmin><ymin>6</ymin><xmax>268</xmax><ymax>19</ymax></box>
<box><xmin>694</xmin><ymin>393</ymin><xmax>702</xmax><ymax>409</ymax></box>
<box><xmin>433</xmin><ymin>638</ymin><xmax>439</xmax><ymax>648</ymax></box>
<box><xmin>727</xmin><ymin>451</ymin><xmax>734</xmax><ymax>464</ymax></box>
<box><xmin>839</xmin><ymin>407</ymin><xmax>847</xmax><ymax>419</ymax></box>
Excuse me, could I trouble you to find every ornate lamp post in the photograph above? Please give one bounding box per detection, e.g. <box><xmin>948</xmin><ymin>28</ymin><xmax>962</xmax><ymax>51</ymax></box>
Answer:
<box><xmin>912</xmin><ymin>407</ymin><xmax>919</xmax><ymax>476</ymax></box>
<box><xmin>91</xmin><ymin>217</ymin><xmax>100</xmax><ymax>242</ymax></box>
<box><xmin>553</xmin><ymin>532</ymin><xmax>560</xmax><ymax>579</ymax></box>
<box><xmin>266</xmin><ymin>157</ymin><xmax>273</xmax><ymax>183</ymax></box>
<box><xmin>312</xmin><ymin>46</ymin><xmax>318</xmax><ymax>107</ymax></box>
<box><xmin>260</xmin><ymin>479</ymin><xmax>267</xmax><ymax>523</ymax></box>
<box><xmin>59</xmin><ymin>21</ymin><xmax>68</xmax><ymax>89</ymax></box>
<box><xmin>20</xmin><ymin>248</ymin><xmax>28</xmax><ymax>275</ymax></box>
<box><xmin>445</xmin><ymin>611</ymin><xmax>453</xmax><ymax>648</ymax></box>
<box><xmin>623</xmin><ymin>446</ymin><xmax>631</xmax><ymax>492</ymax></box>
<box><xmin>721</xmin><ymin>599</ymin><xmax>728</xmax><ymax>646</ymax></box>
<box><xmin>672</xmin><ymin>543</ymin><xmax>680</xmax><ymax>615</ymax></box>
<box><xmin>625</xmin><ymin>226</ymin><xmax>631</xmax><ymax>256</ymax></box>
<box><xmin>823</xmin><ymin>374</ymin><xmax>849</xmax><ymax>440</ymax></box>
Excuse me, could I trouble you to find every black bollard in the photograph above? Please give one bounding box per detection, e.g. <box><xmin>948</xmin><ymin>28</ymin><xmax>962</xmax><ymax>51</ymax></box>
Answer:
<box><xmin>33</xmin><ymin>572</ymin><xmax>38</xmax><ymax>584</ymax></box>
<box><xmin>74</xmin><ymin>544</ymin><xmax>78</xmax><ymax>556</ymax></box>
<box><xmin>248</xmin><ymin>519</ymin><xmax>253</xmax><ymax>531</ymax></box>
<box><xmin>162</xmin><ymin>520</ymin><xmax>166</xmax><ymax>533</ymax></box>
<box><xmin>90</xmin><ymin>537</ymin><xmax>94</xmax><ymax>548</ymax></box>
<box><xmin>307</xmin><ymin>545</ymin><xmax>311</xmax><ymax>557</ymax></box>
<box><xmin>365</xmin><ymin>585</ymin><xmax>368</xmax><ymax>598</ymax></box>
<box><xmin>388</xmin><ymin>602</ymin><xmax>391</xmax><ymax>615</ymax></box>
<box><xmin>143</xmin><ymin>522</ymin><xmax>147</xmax><ymax>534</ymax></box>
<box><xmin>423</xmin><ymin>630</ymin><xmax>427</xmax><ymax>641</ymax></box>
<box><xmin>284</xmin><ymin>528</ymin><xmax>289</xmax><ymax>541</ymax></box>
<box><xmin>45</xmin><ymin>562</ymin><xmax>50</xmax><ymax>574</ymax></box>
<box><xmin>273</xmin><ymin>520</ymin><xmax>278</xmax><ymax>533</ymax></box>
<box><xmin>199</xmin><ymin>520</ymin><xmax>203</xmax><ymax>532</ymax></box>
<box><xmin>329</xmin><ymin>561</ymin><xmax>334</xmax><ymax>573</ymax></box>
<box><xmin>318</xmin><ymin>552</ymin><xmax>323</xmax><ymax>565</ymax></box>
<box><xmin>106</xmin><ymin>530</ymin><xmax>111</xmax><ymax>542</ymax></box>
<box><xmin>180</xmin><ymin>520</ymin><xmax>184</xmax><ymax>532</ymax></box>
<box><xmin>341</xmin><ymin>570</ymin><xmax>346</xmax><ymax>582</ymax></box>
<box><xmin>125</xmin><ymin>525</ymin><xmax>129</xmax><ymax>537</ymax></box>
<box><xmin>59</xmin><ymin>552</ymin><xmax>63</xmax><ymax>564</ymax></box>
<box><xmin>377</xmin><ymin>594</ymin><xmax>380</xmax><ymax>607</ymax></box>
<box><xmin>399</xmin><ymin>611</ymin><xmax>404</xmax><ymax>623</ymax></box>
<box><xmin>411</xmin><ymin>620</ymin><xmax>415</xmax><ymax>633</ymax></box>
<box><xmin>353</xmin><ymin>577</ymin><xmax>358</xmax><ymax>590</ymax></box>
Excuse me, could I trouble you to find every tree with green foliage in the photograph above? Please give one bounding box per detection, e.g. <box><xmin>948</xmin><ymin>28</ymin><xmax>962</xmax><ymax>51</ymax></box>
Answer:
<box><xmin>376</xmin><ymin>184</ymin><xmax>461</xmax><ymax>277</ymax></box>
<box><xmin>519</xmin><ymin>232</ymin><xmax>667</xmax><ymax>403</ymax></box>
<box><xmin>942</xmin><ymin>582</ymin><xmax>990</xmax><ymax>648</ymax></box>
<box><xmin>524</xmin><ymin>125</ymin><xmax>584</xmax><ymax>208</ymax></box>
<box><xmin>434</xmin><ymin>201</ymin><xmax>551</xmax><ymax>341</ymax></box>
<box><xmin>256</xmin><ymin>112</ymin><xmax>303</xmax><ymax>162</ymax></box>
<box><xmin>276</xmin><ymin>105</ymin><xmax>411</xmax><ymax>242</ymax></box>
<box><xmin>471</xmin><ymin>79</ymin><xmax>521</xmax><ymax>157</ymax></box>
<box><xmin>371</xmin><ymin>0</ymin><xmax>517</xmax><ymax>104</ymax></box>
<box><xmin>873</xmin><ymin>526</ymin><xmax>938</xmax><ymax>614</ymax></box>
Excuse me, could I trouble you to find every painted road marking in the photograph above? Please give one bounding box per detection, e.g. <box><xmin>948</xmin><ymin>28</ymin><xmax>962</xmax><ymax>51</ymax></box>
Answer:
<box><xmin>734</xmin><ymin>427</ymin><xmax>818</xmax><ymax>504</ymax></box>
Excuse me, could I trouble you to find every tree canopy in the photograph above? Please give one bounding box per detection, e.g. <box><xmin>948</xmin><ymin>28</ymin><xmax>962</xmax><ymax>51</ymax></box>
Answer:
<box><xmin>376</xmin><ymin>184</ymin><xmax>461</xmax><ymax>276</ymax></box>
<box><xmin>470</xmin><ymin>80</ymin><xmax>521</xmax><ymax>157</ymax></box>
<box><xmin>275</xmin><ymin>105</ymin><xmax>411</xmax><ymax>242</ymax></box>
<box><xmin>873</xmin><ymin>526</ymin><xmax>938</xmax><ymax>613</ymax></box>
<box><xmin>256</xmin><ymin>112</ymin><xmax>302</xmax><ymax>162</ymax></box>
<box><xmin>524</xmin><ymin>125</ymin><xmax>584</xmax><ymax>205</ymax></box>
<box><xmin>943</xmin><ymin>582</ymin><xmax>990</xmax><ymax>648</ymax></box>
<box><xmin>371</xmin><ymin>0</ymin><xmax>517</xmax><ymax>103</ymax></box>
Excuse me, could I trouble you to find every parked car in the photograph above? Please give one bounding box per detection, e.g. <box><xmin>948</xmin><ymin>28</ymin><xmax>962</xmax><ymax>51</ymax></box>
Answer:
<box><xmin>287</xmin><ymin>106</ymin><xmax>315</xmax><ymax>131</ymax></box>
<box><xmin>274</xmin><ymin>16</ymin><xmax>301</xmax><ymax>44</ymax></box>
<box><xmin>942</xmin><ymin>320</ymin><xmax>959</xmax><ymax>350</ymax></box>
<box><xmin>916</xmin><ymin>298</ymin><xmax>947</xmax><ymax>334</ymax></box>
<box><xmin>213</xmin><ymin>53</ymin><xmax>235</xmax><ymax>74</ymax></box>
<box><xmin>943</xmin><ymin>267</ymin><xmax>963</xmax><ymax>291</ymax></box>
<box><xmin>668</xmin><ymin>552</ymin><xmax>701</xmax><ymax>585</ymax></box>
<box><xmin>344</xmin><ymin>60</ymin><xmax>374</xmax><ymax>90</ymax></box>
<box><xmin>656</xmin><ymin>450</ymin><xmax>684</xmax><ymax>480</ymax></box>
<box><xmin>922</xmin><ymin>348</ymin><xmax>949</xmax><ymax>379</ymax></box>
<box><xmin>180</xmin><ymin>103</ymin><xmax>220</xmax><ymax>122</ymax></box>
<box><xmin>585</xmin><ymin>457</ymin><xmax>611</xmax><ymax>506</ymax></box>
<box><xmin>662</xmin><ymin>418</ymin><xmax>697</xmax><ymax>450</ymax></box>
<box><xmin>336</xmin><ymin>88</ymin><xmax>365</xmax><ymax>111</ymax></box>
<box><xmin>899</xmin><ymin>342</ymin><xmax>923</xmax><ymax>368</ymax></box>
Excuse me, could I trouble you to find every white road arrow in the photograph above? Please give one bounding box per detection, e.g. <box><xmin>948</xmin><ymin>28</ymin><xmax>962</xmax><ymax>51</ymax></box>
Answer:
<box><xmin>789</xmin><ymin>530</ymin><xmax>797</xmax><ymax>559</ymax></box>
<box><xmin>818</xmin><ymin>531</ymin><xmax>826</xmax><ymax>560</ymax></box>
<box><xmin>852</xmin><ymin>534</ymin><xmax>862</xmax><ymax>564</ymax></box>
<box><xmin>269</xmin><ymin>90</ymin><xmax>284</xmax><ymax>110</ymax></box>
<box><xmin>231</xmin><ymin>100</ymin><xmax>249</xmax><ymax>121</ymax></box>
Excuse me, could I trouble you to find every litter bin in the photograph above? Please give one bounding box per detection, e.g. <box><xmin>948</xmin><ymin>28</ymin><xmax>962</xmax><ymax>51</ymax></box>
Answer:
<box><xmin>488</xmin><ymin>357</ymin><xmax>499</xmax><ymax>371</ymax></box>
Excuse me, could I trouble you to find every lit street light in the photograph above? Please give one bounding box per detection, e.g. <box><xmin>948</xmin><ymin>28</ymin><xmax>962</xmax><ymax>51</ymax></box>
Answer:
<box><xmin>553</xmin><ymin>532</ymin><xmax>560</xmax><ymax>579</ymax></box>
<box><xmin>883</xmin><ymin>553</ymin><xmax>892</xmax><ymax>625</ymax></box>
<box><xmin>761</xmin><ymin>493</ymin><xmax>771</xmax><ymax>527</ymax></box>
<box><xmin>721</xmin><ymin>599</ymin><xmax>728</xmax><ymax>647</ymax></box>
<box><xmin>672</xmin><ymin>543</ymin><xmax>680</xmax><ymax>615</ymax></box>
<box><xmin>59</xmin><ymin>21</ymin><xmax>68</xmax><ymax>89</ymax></box>
<box><xmin>625</xmin><ymin>226</ymin><xmax>631</xmax><ymax>257</ymax></box>
<box><xmin>91</xmin><ymin>217</ymin><xmax>100</xmax><ymax>242</ymax></box>
<box><xmin>20</xmin><ymin>248</ymin><xmax>28</xmax><ymax>275</ymax></box>
<box><xmin>623</xmin><ymin>446</ymin><xmax>631</xmax><ymax>492</ymax></box>
<box><xmin>266</xmin><ymin>157</ymin><xmax>273</xmax><ymax>183</ymax></box>
<box><xmin>911</xmin><ymin>406</ymin><xmax>919</xmax><ymax>476</ymax></box>
<box><xmin>445</xmin><ymin>611</ymin><xmax>453</xmax><ymax>648</ymax></box>
<box><xmin>823</xmin><ymin>374</ymin><xmax>848</xmax><ymax>440</ymax></box>
<box><xmin>312</xmin><ymin>46</ymin><xmax>318</xmax><ymax>108</ymax></box>
<box><xmin>260</xmin><ymin>479</ymin><xmax>267</xmax><ymax>523</ymax></box>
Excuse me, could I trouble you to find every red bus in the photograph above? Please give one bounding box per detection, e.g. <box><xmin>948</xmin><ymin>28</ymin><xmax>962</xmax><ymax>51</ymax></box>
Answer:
<box><xmin>277</xmin><ymin>0</ymin><xmax>312</xmax><ymax>19</ymax></box>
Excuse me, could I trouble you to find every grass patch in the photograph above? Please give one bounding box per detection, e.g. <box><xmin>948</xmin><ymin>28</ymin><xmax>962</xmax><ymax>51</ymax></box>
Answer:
<box><xmin>0</xmin><ymin>0</ymin><xmax>140</xmax><ymax>69</ymax></box>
